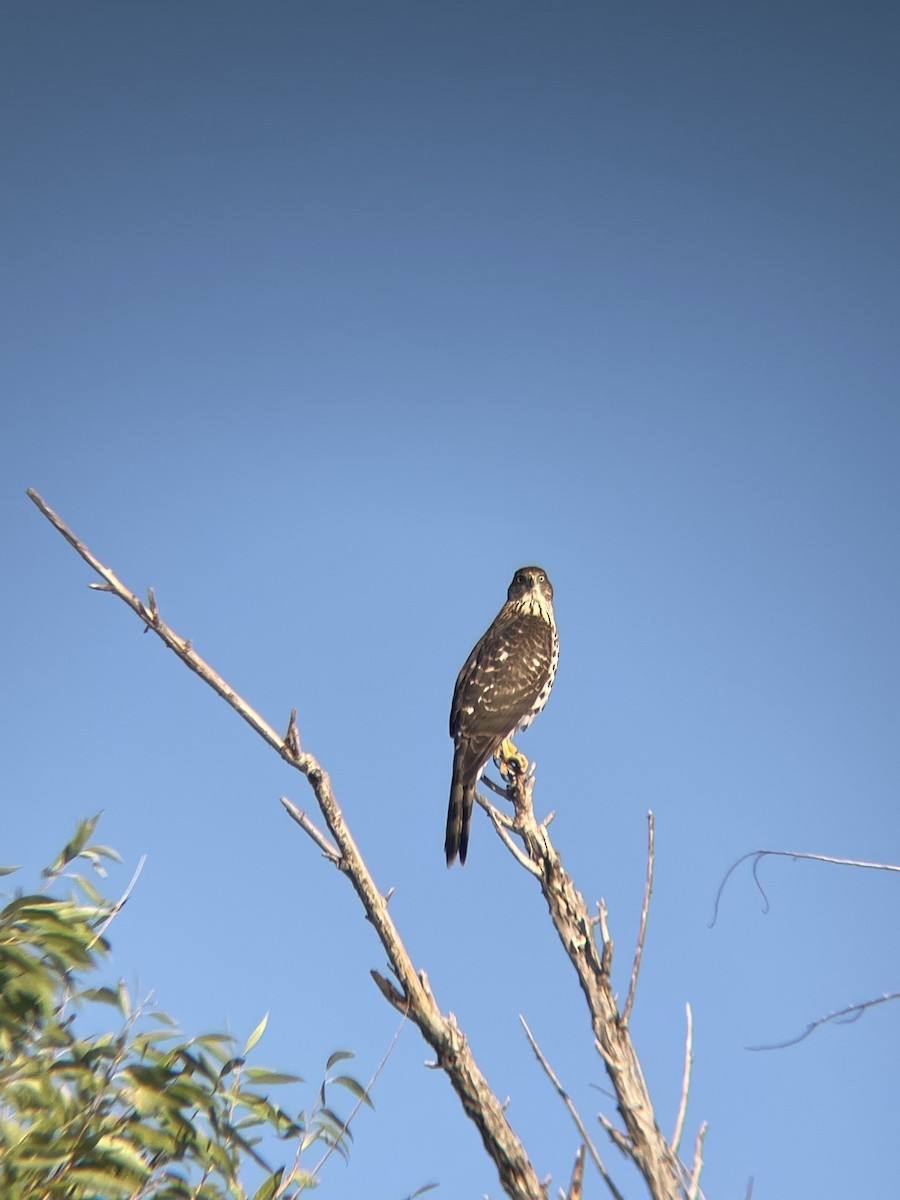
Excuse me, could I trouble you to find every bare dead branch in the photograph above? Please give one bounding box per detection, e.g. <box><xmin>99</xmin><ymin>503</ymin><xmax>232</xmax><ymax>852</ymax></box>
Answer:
<box><xmin>563</xmin><ymin>1145</ymin><xmax>585</xmax><ymax>1200</ymax></box>
<box><xmin>670</xmin><ymin>1003</ymin><xmax>693</xmax><ymax>1156</ymax></box>
<box><xmin>520</xmin><ymin>1017</ymin><xmax>625</xmax><ymax>1200</ymax></box>
<box><xmin>481</xmin><ymin>795</ymin><xmax>541</xmax><ymax>876</ymax></box>
<box><xmin>284</xmin><ymin>709</ymin><xmax>302</xmax><ymax>757</ymax></box>
<box><xmin>477</xmin><ymin>792</ymin><xmax>515</xmax><ymax>828</ymax></box>
<box><xmin>27</xmin><ymin>489</ymin><xmax>295</xmax><ymax>764</ymax></box>
<box><xmin>597</xmin><ymin>900</ymin><xmax>613</xmax><ymax>977</ymax></box>
<box><xmin>370</xmin><ymin>969</ymin><xmax>406</xmax><ymax>1008</ymax></box>
<box><xmin>482</xmin><ymin>773</ymin><xmax>513</xmax><ymax>798</ymax></box>
<box><xmin>711</xmin><ymin>847</ymin><xmax>900</xmax><ymax>926</ymax></box>
<box><xmin>299</xmin><ymin>789</ymin><xmax>553</xmax><ymax>1199</ymax></box>
<box><xmin>281</xmin><ymin>797</ymin><xmax>341</xmax><ymax>864</ymax></box>
<box><xmin>493</xmin><ymin>767</ymin><xmax>684</xmax><ymax>1200</ymax></box>
<box><xmin>748</xmin><ymin>991</ymin><xmax>900</xmax><ymax>1050</ymax></box>
<box><xmin>623</xmin><ymin>811</ymin><xmax>655</xmax><ymax>1026</ymax></box>
<box><xmin>597</xmin><ymin>1110</ymin><xmax>630</xmax><ymax>1154</ymax></box>
<box><xmin>28</xmin><ymin>489</ymin><xmax>548</xmax><ymax>1200</ymax></box>
<box><xmin>686</xmin><ymin>1122</ymin><xmax>707</xmax><ymax>1200</ymax></box>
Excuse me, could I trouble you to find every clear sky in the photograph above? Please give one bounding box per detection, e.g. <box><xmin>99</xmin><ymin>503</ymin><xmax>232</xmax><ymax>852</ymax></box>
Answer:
<box><xmin>2</xmin><ymin>3</ymin><xmax>899</xmax><ymax>1197</ymax></box>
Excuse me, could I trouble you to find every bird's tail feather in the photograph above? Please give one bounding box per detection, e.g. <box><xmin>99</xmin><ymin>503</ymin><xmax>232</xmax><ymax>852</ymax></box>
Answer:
<box><xmin>445</xmin><ymin>775</ymin><xmax>473</xmax><ymax>866</ymax></box>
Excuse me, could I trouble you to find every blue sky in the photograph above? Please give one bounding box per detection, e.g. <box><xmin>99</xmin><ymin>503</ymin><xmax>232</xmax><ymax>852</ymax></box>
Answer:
<box><xmin>2</xmin><ymin>3</ymin><xmax>899</xmax><ymax>1196</ymax></box>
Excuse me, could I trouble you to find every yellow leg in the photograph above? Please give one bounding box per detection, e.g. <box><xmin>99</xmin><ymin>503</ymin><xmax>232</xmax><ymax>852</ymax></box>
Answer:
<box><xmin>494</xmin><ymin>737</ymin><xmax>529</xmax><ymax>780</ymax></box>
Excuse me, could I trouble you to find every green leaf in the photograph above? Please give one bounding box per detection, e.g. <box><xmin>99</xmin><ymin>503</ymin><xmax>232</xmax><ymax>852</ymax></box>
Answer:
<box><xmin>85</xmin><ymin>843</ymin><xmax>123</xmax><ymax>863</ymax></box>
<box><xmin>243</xmin><ymin>1068</ymin><xmax>303</xmax><ymax>1085</ymax></box>
<box><xmin>330</xmin><ymin>1074</ymin><xmax>373</xmax><ymax>1108</ymax></box>
<box><xmin>325</xmin><ymin>1048</ymin><xmax>354</xmax><ymax>1070</ymax></box>
<box><xmin>252</xmin><ymin>1168</ymin><xmax>284</xmax><ymax>1200</ymax></box>
<box><xmin>94</xmin><ymin>1132</ymin><xmax>153</xmax><ymax>1177</ymax></box>
<box><xmin>0</xmin><ymin>864</ymin><xmax>21</xmax><ymax>876</ymax></box>
<box><xmin>63</xmin><ymin>1165</ymin><xmax>135</xmax><ymax>1197</ymax></box>
<box><xmin>73</xmin><ymin>873</ymin><xmax>104</xmax><ymax>903</ymax></box>
<box><xmin>116</xmin><ymin>978</ymin><xmax>131</xmax><ymax>1019</ymax></box>
<box><xmin>45</xmin><ymin>813</ymin><xmax>103</xmax><ymax>875</ymax></box>
<box><xmin>76</xmin><ymin>986</ymin><xmax>121</xmax><ymax>1008</ymax></box>
<box><xmin>148</xmin><ymin>1008</ymin><xmax>178</xmax><ymax>1027</ymax></box>
<box><xmin>318</xmin><ymin>1105</ymin><xmax>351</xmax><ymax>1138</ymax></box>
<box><xmin>243</xmin><ymin>1012</ymin><xmax>269</xmax><ymax>1056</ymax></box>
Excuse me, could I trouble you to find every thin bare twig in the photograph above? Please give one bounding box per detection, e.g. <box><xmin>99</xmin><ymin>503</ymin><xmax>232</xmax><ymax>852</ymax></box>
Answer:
<box><xmin>309</xmin><ymin>1016</ymin><xmax>406</xmax><ymax>1182</ymax></box>
<box><xmin>520</xmin><ymin>1016</ymin><xmax>625</xmax><ymax>1200</ymax></box>
<box><xmin>478</xmin><ymin>791</ymin><xmax>515</xmax><ymax>827</ymax></box>
<box><xmin>597</xmin><ymin>1110</ymin><xmax>630</xmax><ymax>1155</ymax></box>
<box><xmin>281</xmin><ymin>797</ymin><xmax>341</xmax><ymax>864</ymax></box>
<box><xmin>748</xmin><ymin>991</ymin><xmax>900</xmax><ymax>1050</ymax></box>
<box><xmin>670</xmin><ymin>1003</ymin><xmax>693</xmax><ymax>1155</ymax></box>
<box><xmin>623</xmin><ymin>811</ymin><xmax>655</xmax><ymax>1025</ymax></box>
<box><xmin>89</xmin><ymin>854</ymin><xmax>147</xmax><ymax>948</ymax></box>
<box><xmin>687</xmin><ymin>1122</ymin><xmax>708</xmax><ymax>1200</ymax></box>
<box><xmin>482</xmin><ymin>774</ymin><xmax>513</xmax><ymax>799</ymax></box>
<box><xmin>27</xmin><ymin>489</ymin><xmax>292</xmax><ymax>761</ymax></box>
<box><xmin>481</xmin><ymin>796</ymin><xmax>541</xmax><ymax>876</ymax></box>
<box><xmin>711</xmin><ymin>848</ymin><xmax>900</xmax><ymax>926</ymax></box>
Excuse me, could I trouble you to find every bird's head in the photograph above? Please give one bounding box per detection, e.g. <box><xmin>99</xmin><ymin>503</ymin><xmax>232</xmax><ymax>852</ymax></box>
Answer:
<box><xmin>508</xmin><ymin>566</ymin><xmax>554</xmax><ymax>612</ymax></box>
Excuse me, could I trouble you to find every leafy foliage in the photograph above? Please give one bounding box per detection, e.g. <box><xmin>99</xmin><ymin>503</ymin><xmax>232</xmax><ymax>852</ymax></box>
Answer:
<box><xmin>0</xmin><ymin>817</ymin><xmax>369</xmax><ymax>1200</ymax></box>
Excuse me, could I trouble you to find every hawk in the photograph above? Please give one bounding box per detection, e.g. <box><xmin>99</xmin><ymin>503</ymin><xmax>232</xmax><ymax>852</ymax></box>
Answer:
<box><xmin>445</xmin><ymin>566</ymin><xmax>559</xmax><ymax>866</ymax></box>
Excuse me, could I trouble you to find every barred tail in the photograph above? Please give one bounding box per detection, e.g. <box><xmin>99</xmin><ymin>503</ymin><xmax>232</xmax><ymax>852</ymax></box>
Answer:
<box><xmin>445</xmin><ymin>766</ymin><xmax>474</xmax><ymax>867</ymax></box>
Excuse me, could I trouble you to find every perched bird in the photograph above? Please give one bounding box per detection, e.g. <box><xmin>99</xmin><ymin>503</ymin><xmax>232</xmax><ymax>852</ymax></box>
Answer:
<box><xmin>446</xmin><ymin>566</ymin><xmax>558</xmax><ymax>866</ymax></box>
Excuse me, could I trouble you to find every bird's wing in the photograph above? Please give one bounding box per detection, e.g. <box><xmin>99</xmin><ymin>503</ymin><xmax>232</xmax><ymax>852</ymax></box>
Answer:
<box><xmin>450</xmin><ymin>613</ymin><xmax>554</xmax><ymax>740</ymax></box>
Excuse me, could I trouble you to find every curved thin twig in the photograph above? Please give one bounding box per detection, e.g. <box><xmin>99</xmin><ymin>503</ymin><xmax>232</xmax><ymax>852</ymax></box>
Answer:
<box><xmin>90</xmin><ymin>854</ymin><xmax>147</xmax><ymax>947</ymax></box>
<box><xmin>748</xmin><ymin>992</ymin><xmax>900</xmax><ymax>1051</ymax></box>
<box><xmin>710</xmin><ymin>848</ymin><xmax>900</xmax><ymax>927</ymax></box>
